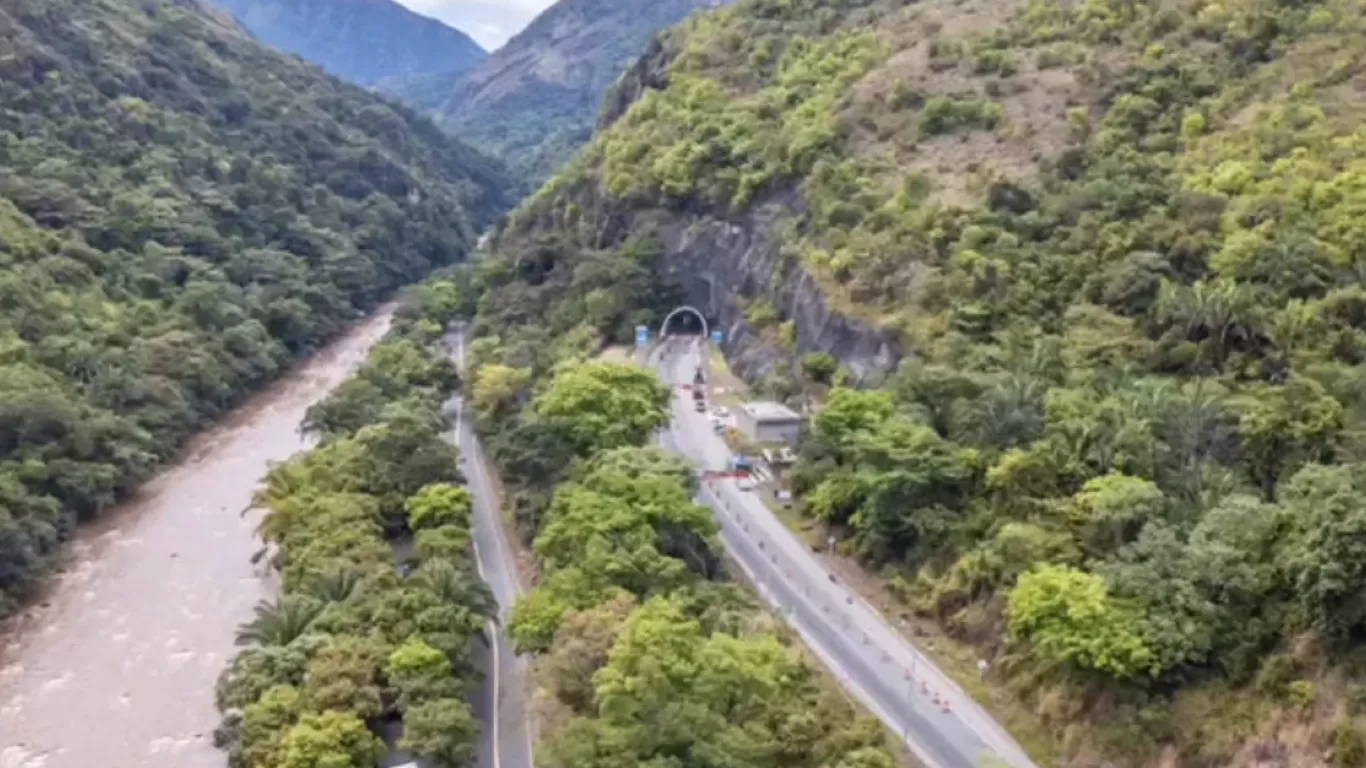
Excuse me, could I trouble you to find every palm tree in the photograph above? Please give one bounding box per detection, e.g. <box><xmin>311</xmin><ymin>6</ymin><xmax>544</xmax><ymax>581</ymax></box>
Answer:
<box><xmin>234</xmin><ymin>595</ymin><xmax>324</xmax><ymax>646</ymax></box>
<box><xmin>1157</xmin><ymin>278</ymin><xmax>1262</xmax><ymax>369</ymax></box>
<box><xmin>971</xmin><ymin>372</ymin><xmax>1046</xmax><ymax>449</ymax></box>
<box><xmin>305</xmin><ymin>565</ymin><xmax>363</xmax><ymax>603</ymax></box>
<box><xmin>414</xmin><ymin>560</ymin><xmax>498</xmax><ymax>623</ymax></box>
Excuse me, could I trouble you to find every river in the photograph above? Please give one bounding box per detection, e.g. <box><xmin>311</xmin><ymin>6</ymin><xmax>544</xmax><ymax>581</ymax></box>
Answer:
<box><xmin>0</xmin><ymin>307</ymin><xmax>395</xmax><ymax>768</ymax></box>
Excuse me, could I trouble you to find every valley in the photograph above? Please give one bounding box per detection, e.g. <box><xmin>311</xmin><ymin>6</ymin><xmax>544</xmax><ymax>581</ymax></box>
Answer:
<box><xmin>8</xmin><ymin>0</ymin><xmax>1366</xmax><ymax>764</ymax></box>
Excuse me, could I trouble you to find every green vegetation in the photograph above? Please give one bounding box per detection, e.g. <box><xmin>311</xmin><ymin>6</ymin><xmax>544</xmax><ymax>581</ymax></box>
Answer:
<box><xmin>459</xmin><ymin>344</ymin><xmax>896</xmax><ymax>767</ymax></box>
<box><xmin>438</xmin><ymin>0</ymin><xmax>719</xmax><ymax>189</ymax></box>
<box><xmin>214</xmin><ymin>277</ymin><xmax>492</xmax><ymax>768</ymax></box>
<box><xmin>468</xmin><ymin>0</ymin><xmax>1366</xmax><ymax>760</ymax></box>
<box><xmin>0</xmin><ymin>0</ymin><xmax>511</xmax><ymax>618</ymax></box>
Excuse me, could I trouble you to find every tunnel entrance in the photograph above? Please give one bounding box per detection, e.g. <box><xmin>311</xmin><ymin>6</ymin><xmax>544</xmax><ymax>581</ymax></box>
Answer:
<box><xmin>659</xmin><ymin>305</ymin><xmax>709</xmax><ymax>340</ymax></box>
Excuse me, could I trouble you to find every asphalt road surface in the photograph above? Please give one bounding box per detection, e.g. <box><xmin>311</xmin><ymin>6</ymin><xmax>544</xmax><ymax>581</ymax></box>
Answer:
<box><xmin>446</xmin><ymin>329</ymin><xmax>533</xmax><ymax>768</ymax></box>
<box><xmin>651</xmin><ymin>338</ymin><xmax>1038</xmax><ymax>768</ymax></box>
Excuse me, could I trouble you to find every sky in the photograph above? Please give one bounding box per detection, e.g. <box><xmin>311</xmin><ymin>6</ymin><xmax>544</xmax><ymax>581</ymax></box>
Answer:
<box><xmin>395</xmin><ymin>0</ymin><xmax>557</xmax><ymax>51</ymax></box>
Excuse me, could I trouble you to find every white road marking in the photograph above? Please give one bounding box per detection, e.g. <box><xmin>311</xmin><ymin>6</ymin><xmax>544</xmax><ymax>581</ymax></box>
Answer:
<box><xmin>450</xmin><ymin>326</ymin><xmax>534</xmax><ymax>768</ymax></box>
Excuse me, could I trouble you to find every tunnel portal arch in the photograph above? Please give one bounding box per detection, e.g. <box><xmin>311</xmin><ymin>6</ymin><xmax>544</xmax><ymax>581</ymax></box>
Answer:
<box><xmin>658</xmin><ymin>306</ymin><xmax>710</xmax><ymax>342</ymax></box>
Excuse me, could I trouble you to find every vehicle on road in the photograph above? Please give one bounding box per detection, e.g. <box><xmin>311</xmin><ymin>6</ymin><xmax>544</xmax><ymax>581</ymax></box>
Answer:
<box><xmin>737</xmin><ymin>477</ymin><xmax>756</xmax><ymax>491</ymax></box>
<box><xmin>711</xmin><ymin>406</ymin><xmax>730</xmax><ymax>418</ymax></box>
<box><xmin>695</xmin><ymin>400</ymin><xmax>707</xmax><ymax>412</ymax></box>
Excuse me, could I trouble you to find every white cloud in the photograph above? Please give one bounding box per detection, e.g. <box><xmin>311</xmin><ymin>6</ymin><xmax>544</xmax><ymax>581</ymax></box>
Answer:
<box><xmin>394</xmin><ymin>0</ymin><xmax>557</xmax><ymax>50</ymax></box>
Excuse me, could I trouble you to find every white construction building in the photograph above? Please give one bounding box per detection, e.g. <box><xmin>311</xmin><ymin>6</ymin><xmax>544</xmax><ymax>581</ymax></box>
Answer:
<box><xmin>735</xmin><ymin>401</ymin><xmax>804</xmax><ymax>446</ymax></box>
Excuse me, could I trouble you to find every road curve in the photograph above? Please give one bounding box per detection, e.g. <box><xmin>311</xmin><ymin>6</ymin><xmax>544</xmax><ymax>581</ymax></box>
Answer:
<box><xmin>444</xmin><ymin>329</ymin><xmax>534</xmax><ymax>768</ymax></box>
<box><xmin>650</xmin><ymin>338</ymin><xmax>1038</xmax><ymax>768</ymax></box>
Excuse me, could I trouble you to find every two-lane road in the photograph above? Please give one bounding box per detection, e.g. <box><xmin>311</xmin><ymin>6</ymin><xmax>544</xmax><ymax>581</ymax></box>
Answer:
<box><xmin>445</xmin><ymin>329</ymin><xmax>533</xmax><ymax>768</ymax></box>
<box><xmin>651</xmin><ymin>338</ymin><xmax>1037</xmax><ymax>768</ymax></box>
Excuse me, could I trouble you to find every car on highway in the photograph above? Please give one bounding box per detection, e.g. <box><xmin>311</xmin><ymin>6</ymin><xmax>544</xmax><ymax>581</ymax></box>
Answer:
<box><xmin>710</xmin><ymin>406</ymin><xmax>730</xmax><ymax>418</ymax></box>
<box><xmin>737</xmin><ymin>477</ymin><xmax>757</xmax><ymax>491</ymax></box>
<box><xmin>694</xmin><ymin>400</ymin><xmax>707</xmax><ymax>412</ymax></box>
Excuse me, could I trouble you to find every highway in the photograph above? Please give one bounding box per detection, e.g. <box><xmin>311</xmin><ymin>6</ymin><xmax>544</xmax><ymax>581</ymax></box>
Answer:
<box><xmin>651</xmin><ymin>337</ymin><xmax>1038</xmax><ymax>768</ymax></box>
<box><xmin>445</xmin><ymin>329</ymin><xmax>534</xmax><ymax>768</ymax></box>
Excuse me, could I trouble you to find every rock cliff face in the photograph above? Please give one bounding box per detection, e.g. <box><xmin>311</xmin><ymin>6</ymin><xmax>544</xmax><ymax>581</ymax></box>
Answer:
<box><xmin>656</xmin><ymin>206</ymin><xmax>903</xmax><ymax>385</ymax></box>
<box><xmin>652</xmin><ymin>252</ymin><xmax>898</xmax><ymax>386</ymax></box>
<box><xmin>586</xmin><ymin>31</ymin><xmax>903</xmax><ymax>386</ymax></box>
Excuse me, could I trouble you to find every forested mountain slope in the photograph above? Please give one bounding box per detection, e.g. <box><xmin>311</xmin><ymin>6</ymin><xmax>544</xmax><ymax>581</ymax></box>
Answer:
<box><xmin>209</xmin><ymin>0</ymin><xmax>486</xmax><ymax>85</ymax></box>
<box><xmin>438</xmin><ymin>0</ymin><xmax>726</xmax><ymax>188</ymax></box>
<box><xmin>0</xmin><ymin>0</ymin><xmax>513</xmax><ymax>617</ymax></box>
<box><xmin>469</xmin><ymin>0</ymin><xmax>1366</xmax><ymax>763</ymax></box>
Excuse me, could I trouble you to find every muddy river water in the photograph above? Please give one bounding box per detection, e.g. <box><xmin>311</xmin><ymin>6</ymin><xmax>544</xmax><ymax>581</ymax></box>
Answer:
<box><xmin>0</xmin><ymin>308</ymin><xmax>394</xmax><ymax>768</ymax></box>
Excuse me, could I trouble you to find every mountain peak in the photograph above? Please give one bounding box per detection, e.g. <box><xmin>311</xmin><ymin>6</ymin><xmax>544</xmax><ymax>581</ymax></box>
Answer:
<box><xmin>438</xmin><ymin>0</ymin><xmax>730</xmax><ymax>187</ymax></box>
<box><xmin>210</xmin><ymin>0</ymin><xmax>486</xmax><ymax>84</ymax></box>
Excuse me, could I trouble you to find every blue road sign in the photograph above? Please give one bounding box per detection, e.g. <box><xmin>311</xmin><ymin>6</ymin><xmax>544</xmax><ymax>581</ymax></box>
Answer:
<box><xmin>635</xmin><ymin>325</ymin><xmax>649</xmax><ymax>348</ymax></box>
<box><xmin>710</xmin><ymin>329</ymin><xmax>723</xmax><ymax>345</ymax></box>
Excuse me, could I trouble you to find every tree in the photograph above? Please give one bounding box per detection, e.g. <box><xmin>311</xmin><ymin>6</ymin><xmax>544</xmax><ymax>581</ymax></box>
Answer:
<box><xmin>509</xmin><ymin>584</ymin><xmax>574</xmax><ymax>653</ymax></box>
<box><xmin>544</xmin><ymin>593</ymin><xmax>636</xmax><ymax>711</ymax></box>
<box><xmin>399</xmin><ymin>698</ymin><xmax>480</xmax><ymax>768</ymax></box>
<box><xmin>490</xmin><ymin>416</ymin><xmax>577</xmax><ymax>489</ymax></box>
<box><xmin>1155</xmin><ymin>279</ymin><xmax>1262</xmax><ymax>370</ymax></box>
<box><xmin>235</xmin><ymin>596</ymin><xmax>324</xmax><ymax>647</ymax></box>
<box><xmin>405</xmin><ymin>483</ymin><xmax>474</xmax><ymax>532</ymax></box>
<box><xmin>1186</xmin><ymin>494</ymin><xmax>1281</xmax><ymax>629</ymax></box>
<box><xmin>801</xmin><ymin>351</ymin><xmax>839</xmax><ymax>383</ymax></box>
<box><xmin>276</xmin><ymin>711</ymin><xmax>384</xmax><ymax>768</ymax></box>
<box><xmin>891</xmin><ymin>361</ymin><xmax>983</xmax><ymax>438</ymax></box>
<box><xmin>1278</xmin><ymin>464</ymin><xmax>1366</xmax><ymax>640</ymax></box>
<box><xmin>532</xmin><ymin>361</ymin><xmax>670</xmax><ymax>457</ymax></box>
<box><xmin>217</xmin><ymin>639</ymin><xmax>321</xmax><ymax>713</ymax></box>
<box><xmin>1006</xmin><ymin>564</ymin><xmax>1154</xmax><ymax>680</ymax></box>
<box><xmin>470</xmin><ymin>363</ymin><xmax>532</xmax><ymax>425</ymax></box>
<box><xmin>581</xmin><ymin>446</ymin><xmax>698</xmax><ymax>495</ymax></box>
<box><xmin>300</xmin><ymin>635</ymin><xmax>384</xmax><ymax>719</ymax></box>
<box><xmin>414</xmin><ymin>559</ymin><xmax>498</xmax><ymax>623</ymax></box>
<box><xmin>301</xmin><ymin>378</ymin><xmax>388</xmax><ymax>438</ymax></box>
<box><xmin>1099</xmin><ymin>523</ymin><xmax>1220</xmax><ymax>676</ymax></box>
<box><xmin>811</xmin><ymin>387</ymin><xmax>897</xmax><ymax>453</ymax></box>
<box><xmin>386</xmin><ymin>638</ymin><xmax>460</xmax><ymax>708</ymax></box>
<box><xmin>1234</xmin><ymin>376</ymin><xmax>1342</xmax><ymax>500</ymax></box>
<box><xmin>239</xmin><ymin>684</ymin><xmax>304</xmax><ymax>768</ymax></box>
<box><xmin>1066</xmin><ymin>473</ymin><xmax>1167</xmax><ymax>557</ymax></box>
<box><xmin>833</xmin><ymin>747</ymin><xmax>898</xmax><ymax>768</ymax></box>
